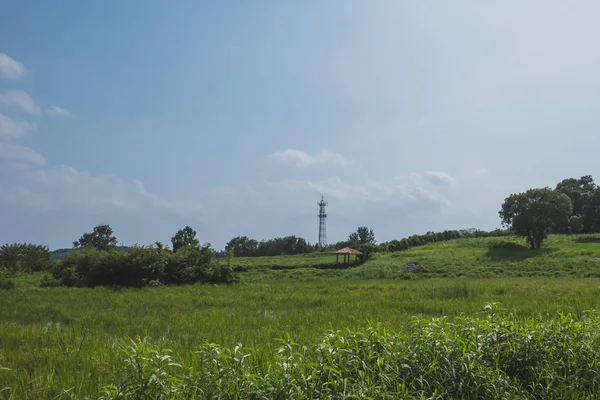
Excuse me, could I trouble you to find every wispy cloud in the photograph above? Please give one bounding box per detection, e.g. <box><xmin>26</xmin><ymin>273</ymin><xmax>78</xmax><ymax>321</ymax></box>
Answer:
<box><xmin>268</xmin><ymin>149</ymin><xmax>349</xmax><ymax>167</ymax></box>
<box><xmin>421</xmin><ymin>171</ymin><xmax>457</xmax><ymax>186</ymax></box>
<box><xmin>264</xmin><ymin>173</ymin><xmax>452</xmax><ymax>212</ymax></box>
<box><xmin>1</xmin><ymin>164</ymin><xmax>203</xmax><ymax>216</ymax></box>
<box><xmin>0</xmin><ymin>113</ymin><xmax>36</xmax><ymax>140</ymax></box>
<box><xmin>0</xmin><ymin>53</ymin><xmax>24</xmax><ymax>79</ymax></box>
<box><xmin>0</xmin><ymin>143</ymin><xmax>46</xmax><ymax>168</ymax></box>
<box><xmin>45</xmin><ymin>106</ymin><xmax>70</xmax><ymax>118</ymax></box>
<box><xmin>0</xmin><ymin>90</ymin><xmax>40</xmax><ymax>115</ymax></box>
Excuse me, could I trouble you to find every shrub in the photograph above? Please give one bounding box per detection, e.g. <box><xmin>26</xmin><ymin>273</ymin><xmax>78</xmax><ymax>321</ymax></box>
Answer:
<box><xmin>0</xmin><ymin>243</ymin><xmax>53</xmax><ymax>272</ymax></box>
<box><xmin>0</xmin><ymin>277</ymin><xmax>14</xmax><ymax>290</ymax></box>
<box><xmin>39</xmin><ymin>274</ymin><xmax>61</xmax><ymax>288</ymax></box>
<box><xmin>53</xmin><ymin>245</ymin><xmax>235</xmax><ymax>288</ymax></box>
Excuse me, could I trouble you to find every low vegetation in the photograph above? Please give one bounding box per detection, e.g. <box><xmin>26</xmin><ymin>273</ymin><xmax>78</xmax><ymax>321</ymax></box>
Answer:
<box><xmin>101</xmin><ymin>310</ymin><xmax>600</xmax><ymax>399</ymax></box>
<box><xmin>3</xmin><ymin>278</ymin><xmax>600</xmax><ymax>398</ymax></box>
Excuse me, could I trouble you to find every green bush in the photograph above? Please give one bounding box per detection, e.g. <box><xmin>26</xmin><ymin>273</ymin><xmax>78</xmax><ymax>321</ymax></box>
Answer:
<box><xmin>0</xmin><ymin>243</ymin><xmax>53</xmax><ymax>272</ymax></box>
<box><xmin>99</xmin><ymin>309</ymin><xmax>600</xmax><ymax>399</ymax></box>
<box><xmin>0</xmin><ymin>277</ymin><xmax>14</xmax><ymax>290</ymax></box>
<box><xmin>52</xmin><ymin>245</ymin><xmax>235</xmax><ymax>288</ymax></box>
<box><xmin>39</xmin><ymin>273</ymin><xmax>61</xmax><ymax>288</ymax></box>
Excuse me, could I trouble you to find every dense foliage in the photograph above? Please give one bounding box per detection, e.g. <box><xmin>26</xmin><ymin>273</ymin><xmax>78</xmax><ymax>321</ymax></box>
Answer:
<box><xmin>226</xmin><ymin>235</ymin><xmax>312</xmax><ymax>257</ymax></box>
<box><xmin>72</xmin><ymin>224</ymin><xmax>118</xmax><ymax>251</ymax></box>
<box><xmin>0</xmin><ymin>243</ymin><xmax>52</xmax><ymax>272</ymax></box>
<box><xmin>500</xmin><ymin>188</ymin><xmax>572</xmax><ymax>248</ymax></box>
<box><xmin>100</xmin><ymin>310</ymin><xmax>600</xmax><ymax>399</ymax></box>
<box><xmin>556</xmin><ymin>175</ymin><xmax>596</xmax><ymax>216</ymax></box>
<box><xmin>378</xmin><ymin>228</ymin><xmax>511</xmax><ymax>252</ymax></box>
<box><xmin>347</xmin><ymin>226</ymin><xmax>376</xmax><ymax>245</ymax></box>
<box><xmin>171</xmin><ymin>225</ymin><xmax>200</xmax><ymax>253</ymax></box>
<box><xmin>555</xmin><ymin>175</ymin><xmax>600</xmax><ymax>233</ymax></box>
<box><xmin>52</xmin><ymin>245</ymin><xmax>234</xmax><ymax>288</ymax></box>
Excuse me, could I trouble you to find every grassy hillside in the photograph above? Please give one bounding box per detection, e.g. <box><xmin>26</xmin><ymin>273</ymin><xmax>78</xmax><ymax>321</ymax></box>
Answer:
<box><xmin>230</xmin><ymin>234</ymin><xmax>600</xmax><ymax>281</ymax></box>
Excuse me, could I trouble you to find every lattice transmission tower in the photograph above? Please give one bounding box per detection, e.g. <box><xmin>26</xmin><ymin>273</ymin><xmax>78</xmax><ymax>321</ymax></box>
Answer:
<box><xmin>318</xmin><ymin>194</ymin><xmax>328</xmax><ymax>247</ymax></box>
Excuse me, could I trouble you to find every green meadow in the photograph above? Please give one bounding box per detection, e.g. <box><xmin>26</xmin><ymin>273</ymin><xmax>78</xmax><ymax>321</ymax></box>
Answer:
<box><xmin>233</xmin><ymin>234</ymin><xmax>600</xmax><ymax>281</ymax></box>
<box><xmin>2</xmin><ymin>235</ymin><xmax>600</xmax><ymax>398</ymax></box>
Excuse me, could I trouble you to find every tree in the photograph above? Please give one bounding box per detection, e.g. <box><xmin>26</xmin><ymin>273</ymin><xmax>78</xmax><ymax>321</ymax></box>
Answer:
<box><xmin>348</xmin><ymin>227</ymin><xmax>376</xmax><ymax>246</ymax></box>
<box><xmin>569</xmin><ymin>215</ymin><xmax>584</xmax><ymax>234</ymax></box>
<box><xmin>499</xmin><ymin>188</ymin><xmax>572</xmax><ymax>249</ymax></box>
<box><xmin>225</xmin><ymin>236</ymin><xmax>259</xmax><ymax>257</ymax></box>
<box><xmin>171</xmin><ymin>226</ymin><xmax>200</xmax><ymax>253</ymax></box>
<box><xmin>582</xmin><ymin>188</ymin><xmax>600</xmax><ymax>233</ymax></box>
<box><xmin>0</xmin><ymin>243</ymin><xmax>53</xmax><ymax>272</ymax></box>
<box><xmin>555</xmin><ymin>175</ymin><xmax>597</xmax><ymax>217</ymax></box>
<box><xmin>73</xmin><ymin>224</ymin><xmax>117</xmax><ymax>251</ymax></box>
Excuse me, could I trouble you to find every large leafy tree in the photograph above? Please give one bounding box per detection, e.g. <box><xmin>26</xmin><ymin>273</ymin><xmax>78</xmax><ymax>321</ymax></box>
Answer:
<box><xmin>73</xmin><ymin>224</ymin><xmax>118</xmax><ymax>251</ymax></box>
<box><xmin>0</xmin><ymin>243</ymin><xmax>52</xmax><ymax>272</ymax></box>
<box><xmin>348</xmin><ymin>227</ymin><xmax>376</xmax><ymax>246</ymax></box>
<box><xmin>171</xmin><ymin>226</ymin><xmax>200</xmax><ymax>253</ymax></box>
<box><xmin>225</xmin><ymin>236</ymin><xmax>259</xmax><ymax>257</ymax></box>
<box><xmin>555</xmin><ymin>175</ymin><xmax>597</xmax><ymax>217</ymax></box>
<box><xmin>569</xmin><ymin>215</ymin><xmax>584</xmax><ymax>234</ymax></box>
<box><xmin>499</xmin><ymin>188</ymin><xmax>572</xmax><ymax>249</ymax></box>
<box><xmin>582</xmin><ymin>188</ymin><xmax>600</xmax><ymax>233</ymax></box>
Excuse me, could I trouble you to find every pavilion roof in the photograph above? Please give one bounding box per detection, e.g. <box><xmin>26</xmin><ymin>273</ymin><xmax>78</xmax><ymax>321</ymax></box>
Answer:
<box><xmin>332</xmin><ymin>247</ymin><xmax>363</xmax><ymax>255</ymax></box>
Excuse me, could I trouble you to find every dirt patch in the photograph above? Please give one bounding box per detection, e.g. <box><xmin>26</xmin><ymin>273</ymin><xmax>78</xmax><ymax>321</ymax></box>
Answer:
<box><xmin>403</xmin><ymin>262</ymin><xmax>422</xmax><ymax>272</ymax></box>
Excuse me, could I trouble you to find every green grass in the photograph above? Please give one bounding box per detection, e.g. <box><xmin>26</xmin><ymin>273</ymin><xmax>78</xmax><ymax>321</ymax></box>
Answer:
<box><xmin>230</xmin><ymin>234</ymin><xmax>600</xmax><ymax>281</ymax></box>
<box><xmin>3</xmin><ymin>234</ymin><xmax>600</xmax><ymax>398</ymax></box>
<box><xmin>3</xmin><ymin>278</ymin><xmax>600</xmax><ymax>398</ymax></box>
<box><xmin>228</xmin><ymin>252</ymin><xmax>340</xmax><ymax>269</ymax></box>
<box><xmin>99</xmin><ymin>312</ymin><xmax>600</xmax><ymax>399</ymax></box>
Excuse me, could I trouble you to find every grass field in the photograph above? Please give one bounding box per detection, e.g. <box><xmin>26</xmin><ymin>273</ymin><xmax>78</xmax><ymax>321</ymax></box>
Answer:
<box><xmin>2</xmin><ymin>234</ymin><xmax>600</xmax><ymax>398</ymax></box>
<box><xmin>231</xmin><ymin>234</ymin><xmax>600</xmax><ymax>281</ymax></box>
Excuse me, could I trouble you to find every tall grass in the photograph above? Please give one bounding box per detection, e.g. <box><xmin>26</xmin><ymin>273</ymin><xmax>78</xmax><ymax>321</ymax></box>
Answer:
<box><xmin>3</xmin><ymin>279</ymin><xmax>600</xmax><ymax>398</ymax></box>
<box><xmin>101</xmin><ymin>309</ymin><xmax>600</xmax><ymax>399</ymax></box>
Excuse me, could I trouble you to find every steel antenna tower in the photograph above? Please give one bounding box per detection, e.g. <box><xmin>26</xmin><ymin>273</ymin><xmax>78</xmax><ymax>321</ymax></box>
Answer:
<box><xmin>318</xmin><ymin>194</ymin><xmax>328</xmax><ymax>247</ymax></box>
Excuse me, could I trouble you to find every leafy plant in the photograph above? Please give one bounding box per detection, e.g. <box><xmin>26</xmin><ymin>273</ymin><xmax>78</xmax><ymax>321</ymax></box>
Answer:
<box><xmin>99</xmin><ymin>311</ymin><xmax>600</xmax><ymax>399</ymax></box>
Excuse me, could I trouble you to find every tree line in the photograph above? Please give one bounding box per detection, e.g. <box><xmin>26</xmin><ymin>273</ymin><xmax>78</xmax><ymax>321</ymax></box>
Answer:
<box><xmin>1</xmin><ymin>225</ymin><xmax>234</xmax><ymax>288</ymax></box>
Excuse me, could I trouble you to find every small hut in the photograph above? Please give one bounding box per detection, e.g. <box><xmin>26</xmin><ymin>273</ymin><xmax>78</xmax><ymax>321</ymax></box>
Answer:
<box><xmin>333</xmin><ymin>247</ymin><xmax>363</xmax><ymax>265</ymax></box>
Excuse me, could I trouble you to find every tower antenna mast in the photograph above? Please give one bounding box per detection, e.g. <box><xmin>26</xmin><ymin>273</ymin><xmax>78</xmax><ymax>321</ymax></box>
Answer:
<box><xmin>318</xmin><ymin>194</ymin><xmax>328</xmax><ymax>247</ymax></box>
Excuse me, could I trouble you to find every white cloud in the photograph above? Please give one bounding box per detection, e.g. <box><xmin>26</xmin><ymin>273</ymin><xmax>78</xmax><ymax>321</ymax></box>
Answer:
<box><xmin>268</xmin><ymin>149</ymin><xmax>349</xmax><ymax>167</ymax></box>
<box><xmin>0</xmin><ymin>113</ymin><xmax>36</xmax><ymax>140</ymax></box>
<box><xmin>0</xmin><ymin>53</ymin><xmax>24</xmax><ymax>79</ymax></box>
<box><xmin>421</xmin><ymin>171</ymin><xmax>457</xmax><ymax>186</ymax></box>
<box><xmin>0</xmin><ymin>143</ymin><xmax>46</xmax><ymax>168</ymax></box>
<box><xmin>266</xmin><ymin>173</ymin><xmax>451</xmax><ymax>212</ymax></box>
<box><xmin>45</xmin><ymin>106</ymin><xmax>70</xmax><ymax>117</ymax></box>
<box><xmin>0</xmin><ymin>90</ymin><xmax>40</xmax><ymax>115</ymax></box>
<box><xmin>4</xmin><ymin>164</ymin><xmax>202</xmax><ymax>216</ymax></box>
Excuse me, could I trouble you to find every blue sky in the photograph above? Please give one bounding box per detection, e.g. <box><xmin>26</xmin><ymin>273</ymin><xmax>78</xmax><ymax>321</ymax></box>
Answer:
<box><xmin>1</xmin><ymin>1</ymin><xmax>600</xmax><ymax>250</ymax></box>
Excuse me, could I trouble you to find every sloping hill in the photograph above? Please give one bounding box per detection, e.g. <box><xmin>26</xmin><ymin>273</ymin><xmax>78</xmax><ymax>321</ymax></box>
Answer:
<box><xmin>232</xmin><ymin>234</ymin><xmax>600</xmax><ymax>281</ymax></box>
<box><xmin>364</xmin><ymin>234</ymin><xmax>600</xmax><ymax>279</ymax></box>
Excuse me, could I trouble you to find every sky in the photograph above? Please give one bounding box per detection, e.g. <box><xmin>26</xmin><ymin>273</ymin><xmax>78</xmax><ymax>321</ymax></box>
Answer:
<box><xmin>1</xmin><ymin>1</ymin><xmax>600</xmax><ymax>250</ymax></box>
